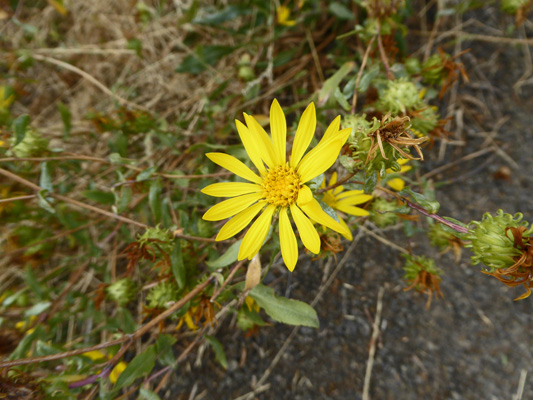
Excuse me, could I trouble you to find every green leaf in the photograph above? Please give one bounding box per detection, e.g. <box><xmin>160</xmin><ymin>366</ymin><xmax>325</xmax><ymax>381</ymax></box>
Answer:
<box><xmin>358</xmin><ymin>64</ymin><xmax>380</xmax><ymax>92</ymax></box>
<box><xmin>193</xmin><ymin>5</ymin><xmax>250</xmax><ymax>25</ymax></box>
<box><xmin>40</xmin><ymin>162</ymin><xmax>53</xmax><ymax>192</ymax></box>
<box><xmin>363</xmin><ymin>170</ymin><xmax>378</xmax><ymax>194</ymax></box>
<box><xmin>116</xmin><ymin>307</ymin><xmax>137</xmax><ymax>333</ymax></box>
<box><xmin>149</xmin><ymin>179</ymin><xmax>162</xmax><ymax>223</ymax></box>
<box><xmin>37</xmin><ymin>189</ymin><xmax>55</xmax><ymax>214</ymax></box>
<box><xmin>114</xmin><ymin>345</ymin><xmax>156</xmax><ymax>389</ymax></box>
<box><xmin>205</xmin><ymin>335</ymin><xmax>227</xmax><ymax>370</ymax></box>
<box><xmin>136</xmin><ymin>166</ymin><xmax>157</xmax><ymax>181</ymax></box>
<box><xmin>82</xmin><ymin>190</ymin><xmax>115</xmax><ymax>205</ymax></box>
<box><xmin>115</xmin><ymin>185</ymin><xmax>132</xmax><ymax>213</ymax></box>
<box><xmin>248</xmin><ymin>284</ymin><xmax>319</xmax><ymax>328</ymax></box>
<box><xmin>127</xmin><ymin>38</ymin><xmax>143</xmax><ymax>57</ymax></box>
<box><xmin>57</xmin><ymin>102</ymin><xmax>71</xmax><ymax>138</ymax></box>
<box><xmin>155</xmin><ymin>334</ymin><xmax>177</xmax><ymax>367</ymax></box>
<box><xmin>206</xmin><ymin>239</ymin><xmax>242</xmax><ymax>270</ymax></box>
<box><xmin>171</xmin><ymin>240</ymin><xmax>186</xmax><ymax>289</ymax></box>
<box><xmin>139</xmin><ymin>389</ymin><xmax>161</xmax><ymax>400</ymax></box>
<box><xmin>328</xmin><ymin>2</ymin><xmax>354</xmax><ymax>19</ymax></box>
<box><xmin>24</xmin><ymin>301</ymin><xmax>51</xmax><ymax>317</ymax></box>
<box><xmin>334</xmin><ymin>86</ymin><xmax>351</xmax><ymax>111</ymax></box>
<box><xmin>13</xmin><ymin>114</ymin><xmax>30</xmax><ymax>146</ymax></box>
<box><xmin>318</xmin><ymin>61</ymin><xmax>355</xmax><ymax>105</ymax></box>
<box><xmin>9</xmin><ymin>325</ymin><xmax>46</xmax><ymax>360</ymax></box>
<box><xmin>401</xmin><ymin>188</ymin><xmax>440</xmax><ymax>214</ymax></box>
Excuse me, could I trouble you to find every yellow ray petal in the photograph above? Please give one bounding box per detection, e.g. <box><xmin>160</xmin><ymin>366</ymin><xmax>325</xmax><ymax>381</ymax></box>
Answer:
<box><xmin>238</xmin><ymin>204</ymin><xmax>276</xmax><ymax>260</ymax></box>
<box><xmin>290</xmin><ymin>102</ymin><xmax>316</xmax><ymax>168</ymax></box>
<box><xmin>201</xmin><ymin>182</ymin><xmax>262</xmax><ymax>197</ymax></box>
<box><xmin>235</xmin><ymin>119</ymin><xmax>266</xmax><ymax>175</ymax></box>
<box><xmin>387</xmin><ymin>178</ymin><xmax>405</xmax><ymax>191</ymax></box>
<box><xmin>270</xmin><ymin>99</ymin><xmax>286</xmax><ymax>165</ymax></box>
<box><xmin>216</xmin><ymin>201</ymin><xmax>265</xmax><ymax>241</ymax></box>
<box><xmin>336</xmin><ymin>189</ymin><xmax>365</xmax><ymax>199</ymax></box>
<box><xmin>300</xmin><ymin>198</ymin><xmax>353</xmax><ymax>240</ymax></box>
<box><xmin>206</xmin><ymin>153</ymin><xmax>262</xmax><ymax>184</ymax></box>
<box><xmin>290</xmin><ymin>203</ymin><xmax>320</xmax><ymax>254</ymax></box>
<box><xmin>296</xmin><ymin>184</ymin><xmax>314</xmax><ymax>206</ymax></box>
<box><xmin>335</xmin><ymin>203</ymin><xmax>370</xmax><ymax>217</ymax></box>
<box><xmin>203</xmin><ymin>193</ymin><xmax>263</xmax><ymax>221</ymax></box>
<box><xmin>297</xmin><ymin>128</ymin><xmax>351</xmax><ymax>183</ymax></box>
<box><xmin>338</xmin><ymin>216</ymin><xmax>352</xmax><ymax>240</ymax></box>
<box><xmin>244</xmin><ymin>113</ymin><xmax>276</xmax><ymax>168</ymax></box>
<box><xmin>321</xmin><ymin>115</ymin><xmax>340</xmax><ymax>142</ymax></box>
<box><xmin>279</xmin><ymin>207</ymin><xmax>298</xmax><ymax>271</ymax></box>
<box><xmin>336</xmin><ymin>194</ymin><xmax>373</xmax><ymax>206</ymax></box>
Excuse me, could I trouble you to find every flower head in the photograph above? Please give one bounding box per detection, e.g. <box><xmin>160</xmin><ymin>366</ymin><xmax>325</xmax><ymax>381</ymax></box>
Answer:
<box><xmin>202</xmin><ymin>100</ymin><xmax>351</xmax><ymax>271</ymax></box>
<box><xmin>276</xmin><ymin>5</ymin><xmax>296</xmax><ymax>26</ymax></box>
<box><xmin>385</xmin><ymin>158</ymin><xmax>411</xmax><ymax>191</ymax></box>
<box><xmin>320</xmin><ymin>172</ymin><xmax>372</xmax><ymax>239</ymax></box>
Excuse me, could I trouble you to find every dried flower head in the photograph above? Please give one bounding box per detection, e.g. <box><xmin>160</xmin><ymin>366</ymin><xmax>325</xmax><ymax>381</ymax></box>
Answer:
<box><xmin>366</xmin><ymin>113</ymin><xmax>427</xmax><ymax>164</ymax></box>
<box><xmin>403</xmin><ymin>254</ymin><xmax>443</xmax><ymax>309</ymax></box>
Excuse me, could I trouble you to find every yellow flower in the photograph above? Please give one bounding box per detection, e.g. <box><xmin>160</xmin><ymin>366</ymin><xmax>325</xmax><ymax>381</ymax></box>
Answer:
<box><xmin>385</xmin><ymin>158</ymin><xmax>412</xmax><ymax>191</ymax></box>
<box><xmin>176</xmin><ymin>308</ymin><xmax>199</xmax><ymax>331</ymax></box>
<box><xmin>320</xmin><ymin>172</ymin><xmax>372</xmax><ymax>239</ymax></box>
<box><xmin>82</xmin><ymin>350</ymin><xmax>128</xmax><ymax>384</ymax></box>
<box><xmin>202</xmin><ymin>100</ymin><xmax>352</xmax><ymax>271</ymax></box>
<box><xmin>276</xmin><ymin>5</ymin><xmax>296</xmax><ymax>26</ymax></box>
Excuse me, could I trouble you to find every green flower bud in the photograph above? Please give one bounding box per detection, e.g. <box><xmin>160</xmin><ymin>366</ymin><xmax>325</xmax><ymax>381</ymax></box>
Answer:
<box><xmin>403</xmin><ymin>254</ymin><xmax>442</xmax><ymax>284</ymax></box>
<box><xmin>375</xmin><ymin>78</ymin><xmax>424</xmax><ymax>114</ymax></box>
<box><xmin>146</xmin><ymin>281</ymin><xmax>179</xmax><ymax>309</ymax></box>
<box><xmin>410</xmin><ymin>106</ymin><xmax>439</xmax><ymax>136</ymax></box>
<box><xmin>370</xmin><ymin>198</ymin><xmax>399</xmax><ymax>228</ymax></box>
<box><xmin>137</xmin><ymin>226</ymin><xmax>173</xmax><ymax>254</ymax></box>
<box><xmin>106</xmin><ymin>278</ymin><xmax>137</xmax><ymax>306</ymax></box>
<box><xmin>421</xmin><ymin>54</ymin><xmax>445</xmax><ymax>86</ymax></box>
<box><xmin>465</xmin><ymin>210</ymin><xmax>532</xmax><ymax>271</ymax></box>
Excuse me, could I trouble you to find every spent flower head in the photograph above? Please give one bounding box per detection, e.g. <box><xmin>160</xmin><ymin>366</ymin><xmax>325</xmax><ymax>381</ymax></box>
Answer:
<box><xmin>202</xmin><ymin>100</ymin><xmax>352</xmax><ymax>271</ymax></box>
<box><xmin>403</xmin><ymin>254</ymin><xmax>443</xmax><ymax>308</ymax></box>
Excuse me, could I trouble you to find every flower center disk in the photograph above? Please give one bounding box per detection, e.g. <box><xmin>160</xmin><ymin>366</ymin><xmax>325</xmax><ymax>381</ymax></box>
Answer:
<box><xmin>262</xmin><ymin>164</ymin><xmax>301</xmax><ymax>207</ymax></box>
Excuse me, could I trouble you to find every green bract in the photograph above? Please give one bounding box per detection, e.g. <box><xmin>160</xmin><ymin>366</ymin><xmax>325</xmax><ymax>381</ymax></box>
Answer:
<box><xmin>375</xmin><ymin>78</ymin><xmax>423</xmax><ymax>114</ymax></box>
<box><xmin>146</xmin><ymin>281</ymin><xmax>180</xmax><ymax>309</ymax></box>
<box><xmin>465</xmin><ymin>210</ymin><xmax>533</xmax><ymax>271</ymax></box>
<box><xmin>106</xmin><ymin>278</ymin><xmax>137</xmax><ymax>306</ymax></box>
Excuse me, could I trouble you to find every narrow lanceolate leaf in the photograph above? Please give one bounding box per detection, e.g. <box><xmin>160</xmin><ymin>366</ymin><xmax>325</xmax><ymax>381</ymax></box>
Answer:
<box><xmin>206</xmin><ymin>239</ymin><xmax>242</xmax><ymax>269</ymax></box>
<box><xmin>171</xmin><ymin>240</ymin><xmax>186</xmax><ymax>288</ymax></box>
<box><xmin>114</xmin><ymin>345</ymin><xmax>156</xmax><ymax>389</ymax></box>
<box><xmin>205</xmin><ymin>335</ymin><xmax>228</xmax><ymax>370</ymax></box>
<box><xmin>40</xmin><ymin>162</ymin><xmax>53</xmax><ymax>192</ymax></box>
<box><xmin>249</xmin><ymin>284</ymin><xmax>319</xmax><ymax>328</ymax></box>
<box><xmin>14</xmin><ymin>114</ymin><xmax>30</xmax><ymax>146</ymax></box>
<box><xmin>318</xmin><ymin>61</ymin><xmax>355</xmax><ymax>105</ymax></box>
<box><xmin>149</xmin><ymin>179</ymin><xmax>162</xmax><ymax>223</ymax></box>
